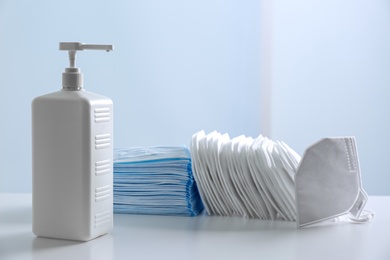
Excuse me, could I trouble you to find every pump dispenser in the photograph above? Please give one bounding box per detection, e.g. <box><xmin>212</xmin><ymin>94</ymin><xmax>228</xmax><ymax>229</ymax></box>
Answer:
<box><xmin>32</xmin><ymin>42</ymin><xmax>114</xmax><ymax>241</ymax></box>
<box><xmin>60</xmin><ymin>42</ymin><xmax>113</xmax><ymax>90</ymax></box>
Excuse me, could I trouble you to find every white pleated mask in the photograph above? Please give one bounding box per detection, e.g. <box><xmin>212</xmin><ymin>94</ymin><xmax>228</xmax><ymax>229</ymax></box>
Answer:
<box><xmin>295</xmin><ymin>137</ymin><xmax>372</xmax><ymax>227</ymax></box>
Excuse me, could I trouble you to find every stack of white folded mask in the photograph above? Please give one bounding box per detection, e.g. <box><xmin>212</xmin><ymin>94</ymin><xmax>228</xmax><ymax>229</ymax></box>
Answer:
<box><xmin>113</xmin><ymin>146</ymin><xmax>204</xmax><ymax>216</ymax></box>
<box><xmin>190</xmin><ymin>130</ymin><xmax>300</xmax><ymax>221</ymax></box>
<box><xmin>191</xmin><ymin>130</ymin><xmax>373</xmax><ymax>227</ymax></box>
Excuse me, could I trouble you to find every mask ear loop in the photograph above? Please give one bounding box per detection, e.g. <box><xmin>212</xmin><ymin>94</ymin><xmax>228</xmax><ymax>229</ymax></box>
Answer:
<box><xmin>334</xmin><ymin>209</ymin><xmax>375</xmax><ymax>224</ymax></box>
<box><xmin>343</xmin><ymin>138</ymin><xmax>375</xmax><ymax>224</ymax></box>
<box><xmin>334</xmin><ymin>189</ymin><xmax>375</xmax><ymax>224</ymax></box>
<box><xmin>348</xmin><ymin>209</ymin><xmax>375</xmax><ymax>223</ymax></box>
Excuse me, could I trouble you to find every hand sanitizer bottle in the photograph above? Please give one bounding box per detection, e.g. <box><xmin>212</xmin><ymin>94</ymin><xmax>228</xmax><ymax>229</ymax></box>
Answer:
<box><xmin>32</xmin><ymin>42</ymin><xmax>114</xmax><ymax>241</ymax></box>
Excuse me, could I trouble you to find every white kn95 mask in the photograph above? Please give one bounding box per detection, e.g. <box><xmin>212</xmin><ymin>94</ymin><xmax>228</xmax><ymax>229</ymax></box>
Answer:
<box><xmin>295</xmin><ymin>137</ymin><xmax>372</xmax><ymax>227</ymax></box>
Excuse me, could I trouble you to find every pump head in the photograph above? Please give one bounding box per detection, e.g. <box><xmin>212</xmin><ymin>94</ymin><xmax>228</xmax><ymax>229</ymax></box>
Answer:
<box><xmin>59</xmin><ymin>42</ymin><xmax>113</xmax><ymax>90</ymax></box>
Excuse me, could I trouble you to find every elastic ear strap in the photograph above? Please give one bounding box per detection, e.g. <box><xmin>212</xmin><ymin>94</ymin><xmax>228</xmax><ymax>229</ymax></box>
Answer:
<box><xmin>348</xmin><ymin>209</ymin><xmax>375</xmax><ymax>223</ymax></box>
<box><xmin>349</xmin><ymin>189</ymin><xmax>368</xmax><ymax>218</ymax></box>
<box><xmin>348</xmin><ymin>189</ymin><xmax>374</xmax><ymax>223</ymax></box>
<box><xmin>344</xmin><ymin>137</ymin><xmax>372</xmax><ymax>223</ymax></box>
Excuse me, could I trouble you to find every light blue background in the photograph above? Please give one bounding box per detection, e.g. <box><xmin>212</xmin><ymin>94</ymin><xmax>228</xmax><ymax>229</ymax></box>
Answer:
<box><xmin>0</xmin><ymin>0</ymin><xmax>262</xmax><ymax>193</ymax></box>
<box><xmin>1</xmin><ymin>0</ymin><xmax>389</xmax><ymax>195</ymax></box>
<box><xmin>270</xmin><ymin>0</ymin><xmax>390</xmax><ymax>196</ymax></box>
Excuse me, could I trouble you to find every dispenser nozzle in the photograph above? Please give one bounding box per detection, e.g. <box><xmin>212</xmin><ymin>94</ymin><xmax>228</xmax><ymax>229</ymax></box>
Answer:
<box><xmin>59</xmin><ymin>42</ymin><xmax>113</xmax><ymax>68</ymax></box>
<box><xmin>59</xmin><ymin>42</ymin><xmax>113</xmax><ymax>52</ymax></box>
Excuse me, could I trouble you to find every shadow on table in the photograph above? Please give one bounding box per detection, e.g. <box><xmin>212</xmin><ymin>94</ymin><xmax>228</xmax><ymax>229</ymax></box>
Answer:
<box><xmin>0</xmin><ymin>231</ymin><xmax>34</xmax><ymax>260</ymax></box>
<box><xmin>31</xmin><ymin>234</ymin><xmax>114</xmax><ymax>260</ymax></box>
<box><xmin>113</xmin><ymin>212</ymin><xmax>299</xmax><ymax>233</ymax></box>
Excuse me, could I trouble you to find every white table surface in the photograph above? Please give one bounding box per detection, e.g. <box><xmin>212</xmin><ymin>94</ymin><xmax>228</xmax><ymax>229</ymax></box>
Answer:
<box><xmin>0</xmin><ymin>194</ymin><xmax>389</xmax><ymax>260</ymax></box>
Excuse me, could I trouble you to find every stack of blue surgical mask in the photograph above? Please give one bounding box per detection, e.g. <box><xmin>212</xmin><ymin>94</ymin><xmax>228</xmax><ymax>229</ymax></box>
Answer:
<box><xmin>190</xmin><ymin>130</ymin><xmax>300</xmax><ymax>221</ymax></box>
<box><xmin>113</xmin><ymin>146</ymin><xmax>204</xmax><ymax>216</ymax></box>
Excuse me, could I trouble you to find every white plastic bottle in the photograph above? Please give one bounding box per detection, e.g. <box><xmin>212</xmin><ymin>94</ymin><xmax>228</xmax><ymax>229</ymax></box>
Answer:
<box><xmin>32</xmin><ymin>42</ymin><xmax>114</xmax><ymax>241</ymax></box>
